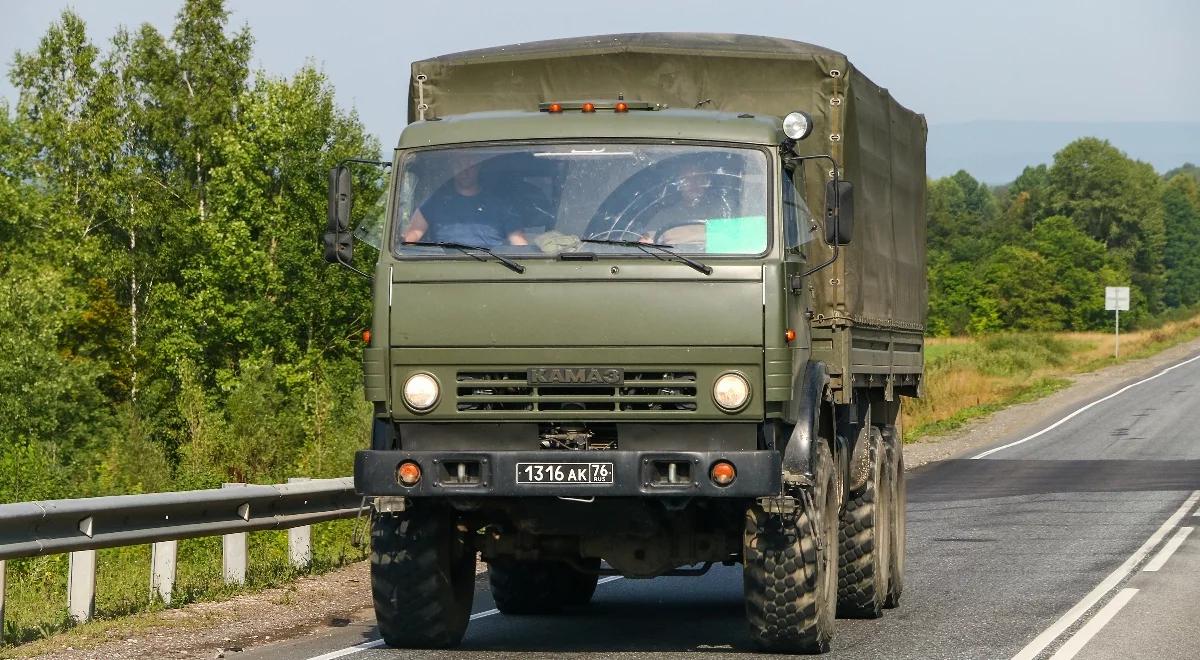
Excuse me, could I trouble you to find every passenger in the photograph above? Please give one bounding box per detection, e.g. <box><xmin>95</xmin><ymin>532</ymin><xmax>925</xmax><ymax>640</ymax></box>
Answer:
<box><xmin>403</xmin><ymin>154</ymin><xmax>529</xmax><ymax>247</ymax></box>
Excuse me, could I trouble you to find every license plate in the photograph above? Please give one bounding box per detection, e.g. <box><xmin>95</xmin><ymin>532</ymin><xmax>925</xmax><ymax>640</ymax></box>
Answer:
<box><xmin>516</xmin><ymin>462</ymin><xmax>614</xmax><ymax>485</ymax></box>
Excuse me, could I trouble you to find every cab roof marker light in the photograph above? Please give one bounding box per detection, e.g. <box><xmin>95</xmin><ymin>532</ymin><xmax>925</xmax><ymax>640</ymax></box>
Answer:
<box><xmin>538</xmin><ymin>100</ymin><xmax>658</xmax><ymax>112</ymax></box>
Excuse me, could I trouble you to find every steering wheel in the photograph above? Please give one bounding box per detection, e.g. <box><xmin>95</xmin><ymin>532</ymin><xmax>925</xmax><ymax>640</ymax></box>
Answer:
<box><xmin>652</xmin><ymin>220</ymin><xmax>708</xmax><ymax>249</ymax></box>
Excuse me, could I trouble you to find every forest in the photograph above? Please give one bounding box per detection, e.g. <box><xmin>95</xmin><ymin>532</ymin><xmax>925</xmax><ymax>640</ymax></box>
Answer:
<box><xmin>2</xmin><ymin>0</ymin><xmax>1200</xmax><ymax>505</ymax></box>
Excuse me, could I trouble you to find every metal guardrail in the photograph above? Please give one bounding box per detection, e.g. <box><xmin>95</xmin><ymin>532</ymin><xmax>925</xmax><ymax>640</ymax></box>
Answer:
<box><xmin>0</xmin><ymin>477</ymin><xmax>362</xmax><ymax>631</ymax></box>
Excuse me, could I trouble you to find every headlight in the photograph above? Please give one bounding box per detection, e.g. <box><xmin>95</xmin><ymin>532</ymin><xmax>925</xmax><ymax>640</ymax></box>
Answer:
<box><xmin>403</xmin><ymin>373</ymin><xmax>440</xmax><ymax>412</ymax></box>
<box><xmin>782</xmin><ymin>111</ymin><xmax>814</xmax><ymax>141</ymax></box>
<box><xmin>713</xmin><ymin>372</ymin><xmax>751</xmax><ymax>412</ymax></box>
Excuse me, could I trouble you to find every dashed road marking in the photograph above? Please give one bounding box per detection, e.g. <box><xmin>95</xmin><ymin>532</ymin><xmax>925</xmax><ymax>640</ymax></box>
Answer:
<box><xmin>1010</xmin><ymin>490</ymin><xmax>1200</xmax><ymax>660</ymax></box>
<box><xmin>1047</xmin><ymin>588</ymin><xmax>1139</xmax><ymax>660</ymax></box>
<box><xmin>1143</xmin><ymin>526</ymin><xmax>1193</xmax><ymax>572</ymax></box>
<box><xmin>973</xmin><ymin>352</ymin><xmax>1200</xmax><ymax>459</ymax></box>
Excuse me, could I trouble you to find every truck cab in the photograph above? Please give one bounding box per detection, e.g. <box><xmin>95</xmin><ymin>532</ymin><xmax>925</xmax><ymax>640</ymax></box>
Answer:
<box><xmin>325</xmin><ymin>33</ymin><xmax>924</xmax><ymax>655</ymax></box>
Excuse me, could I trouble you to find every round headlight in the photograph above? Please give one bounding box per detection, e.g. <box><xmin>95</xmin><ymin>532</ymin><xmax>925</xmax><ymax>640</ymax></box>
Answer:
<box><xmin>783</xmin><ymin>111</ymin><xmax>814</xmax><ymax>141</ymax></box>
<box><xmin>403</xmin><ymin>373</ymin><xmax>440</xmax><ymax>412</ymax></box>
<box><xmin>713</xmin><ymin>373</ymin><xmax>751</xmax><ymax>412</ymax></box>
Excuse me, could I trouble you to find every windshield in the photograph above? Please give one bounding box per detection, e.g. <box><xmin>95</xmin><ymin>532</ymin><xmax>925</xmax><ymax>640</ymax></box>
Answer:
<box><xmin>391</xmin><ymin>143</ymin><xmax>769</xmax><ymax>257</ymax></box>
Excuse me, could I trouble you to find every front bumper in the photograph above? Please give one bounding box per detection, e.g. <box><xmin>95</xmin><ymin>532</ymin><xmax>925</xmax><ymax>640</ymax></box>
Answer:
<box><xmin>354</xmin><ymin>449</ymin><xmax>781</xmax><ymax>498</ymax></box>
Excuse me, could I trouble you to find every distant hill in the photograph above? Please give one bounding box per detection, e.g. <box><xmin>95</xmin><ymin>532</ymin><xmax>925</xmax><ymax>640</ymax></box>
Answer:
<box><xmin>927</xmin><ymin>121</ymin><xmax>1200</xmax><ymax>184</ymax></box>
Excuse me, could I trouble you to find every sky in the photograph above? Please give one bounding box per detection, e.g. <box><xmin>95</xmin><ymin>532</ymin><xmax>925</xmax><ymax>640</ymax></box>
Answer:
<box><xmin>2</xmin><ymin>0</ymin><xmax>1198</xmax><ymax>179</ymax></box>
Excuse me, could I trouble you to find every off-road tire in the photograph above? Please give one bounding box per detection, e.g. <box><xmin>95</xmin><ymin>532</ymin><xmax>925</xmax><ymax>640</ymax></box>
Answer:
<box><xmin>489</xmin><ymin>558</ymin><xmax>600</xmax><ymax>614</ymax></box>
<box><xmin>370</xmin><ymin>506</ymin><xmax>475</xmax><ymax>648</ymax></box>
<box><xmin>884</xmin><ymin>428</ymin><xmax>906</xmax><ymax>608</ymax></box>
<box><xmin>837</xmin><ymin>426</ymin><xmax>891</xmax><ymax>619</ymax></box>
<box><xmin>744</xmin><ymin>441</ymin><xmax>840</xmax><ymax>654</ymax></box>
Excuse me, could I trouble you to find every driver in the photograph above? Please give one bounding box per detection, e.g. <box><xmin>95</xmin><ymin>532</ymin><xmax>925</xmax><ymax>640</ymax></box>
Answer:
<box><xmin>403</xmin><ymin>153</ymin><xmax>529</xmax><ymax>247</ymax></box>
<box><xmin>643</xmin><ymin>163</ymin><xmax>735</xmax><ymax>244</ymax></box>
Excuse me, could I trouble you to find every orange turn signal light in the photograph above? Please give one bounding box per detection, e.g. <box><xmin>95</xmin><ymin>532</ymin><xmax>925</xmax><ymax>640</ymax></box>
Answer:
<box><xmin>614</xmin><ymin>101</ymin><xmax>629</xmax><ymax>113</ymax></box>
<box><xmin>710</xmin><ymin>461</ymin><xmax>736</xmax><ymax>486</ymax></box>
<box><xmin>581</xmin><ymin>102</ymin><xmax>596</xmax><ymax>113</ymax></box>
<box><xmin>397</xmin><ymin>461</ymin><xmax>422</xmax><ymax>486</ymax></box>
<box><xmin>785</xmin><ymin>328</ymin><xmax>796</xmax><ymax>343</ymax></box>
<box><xmin>547</xmin><ymin>103</ymin><xmax>563</xmax><ymax>113</ymax></box>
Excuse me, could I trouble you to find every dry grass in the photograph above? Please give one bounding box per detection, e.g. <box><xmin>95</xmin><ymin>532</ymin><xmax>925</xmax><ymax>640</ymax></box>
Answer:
<box><xmin>902</xmin><ymin>313</ymin><xmax>1200</xmax><ymax>441</ymax></box>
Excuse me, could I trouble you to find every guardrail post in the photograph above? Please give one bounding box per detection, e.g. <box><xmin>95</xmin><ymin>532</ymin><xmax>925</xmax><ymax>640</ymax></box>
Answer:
<box><xmin>222</xmin><ymin>483</ymin><xmax>248</xmax><ymax>585</ymax></box>
<box><xmin>68</xmin><ymin>550</ymin><xmax>96</xmax><ymax>623</ymax></box>
<box><xmin>287</xmin><ymin>478</ymin><xmax>313</xmax><ymax>570</ymax></box>
<box><xmin>150</xmin><ymin>540</ymin><xmax>177</xmax><ymax>604</ymax></box>
<box><xmin>1</xmin><ymin>559</ymin><xmax>7</xmax><ymax>640</ymax></box>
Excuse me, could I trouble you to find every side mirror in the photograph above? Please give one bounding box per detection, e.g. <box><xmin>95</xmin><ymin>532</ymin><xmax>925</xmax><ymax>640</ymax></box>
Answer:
<box><xmin>323</xmin><ymin>166</ymin><xmax>354</xmax><ymax>264</ymax></box>
<box><xmin>824</xmin><ymin>180</ymin><xmax>854</xmax><ymax>246</ymax></box>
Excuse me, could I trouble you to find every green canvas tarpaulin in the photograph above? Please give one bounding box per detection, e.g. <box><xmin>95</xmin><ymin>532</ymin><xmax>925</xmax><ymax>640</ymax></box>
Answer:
<box><xmin>409</xmin><ymin>33</ymin><xmax>927</xmax><ymax>331</ymax></box>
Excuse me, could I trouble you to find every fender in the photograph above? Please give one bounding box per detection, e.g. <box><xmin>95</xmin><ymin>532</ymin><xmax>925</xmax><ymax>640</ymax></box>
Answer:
<box><xmin>781</xmin><ymin>361</ymin><xmax>833</xmax><ymax>486</ymax></box>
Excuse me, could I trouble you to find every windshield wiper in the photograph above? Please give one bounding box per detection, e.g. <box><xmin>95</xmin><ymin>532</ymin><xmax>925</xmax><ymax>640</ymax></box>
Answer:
<box><xmin>402</xmin><ymin>241</ymin><xmax>526</xmax><ymax>274</ymax></box>
<box><xmin>581</xmin><ymin>238</ymin><xmax>712</xmax><ymax>275</ymax></box>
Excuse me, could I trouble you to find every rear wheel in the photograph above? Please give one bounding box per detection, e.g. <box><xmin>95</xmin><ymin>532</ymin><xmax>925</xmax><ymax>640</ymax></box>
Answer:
<box><xmin>884</xmin><ymin>428</ymin><xmax>906</xmax><ymax>608</ymax></box>
<box><xmin>743</xmin><ymin>441</ymin><xmax>840</xmax><ymax>654</ymax></box>
<box><xmin>370</xmin><ymin>505</ymin><xmax>475</xmax><ymax>648</ymax></box>
<box><xmin>489</xmin><ymin>557</ymin><xmax>600</xmax><ymax>614</ymax></box>
<box><xmin>837</xmin><ymin>426</ymin><xmax>891</xmax><ymax>619</ymax></box>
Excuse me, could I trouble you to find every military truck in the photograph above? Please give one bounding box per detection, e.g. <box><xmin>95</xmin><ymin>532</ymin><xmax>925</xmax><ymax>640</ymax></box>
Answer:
<box><xmin>324</xmin><ymin>33</ymin><xmax>926</xmax><ymax>654</ymax></box>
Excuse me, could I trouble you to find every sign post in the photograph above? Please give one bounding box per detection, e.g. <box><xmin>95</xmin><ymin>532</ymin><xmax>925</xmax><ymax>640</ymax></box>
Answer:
<box><xmin>1105</xmin><ymin>286</ymin><xmax>1130</xmax><ymax>358</ymax></box>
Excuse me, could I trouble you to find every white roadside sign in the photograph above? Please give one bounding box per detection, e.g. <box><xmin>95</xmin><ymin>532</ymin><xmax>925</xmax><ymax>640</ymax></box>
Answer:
<box><xmin>1105</xmin><ymin>286</ymin><xmax>1130</xmax><ymax>311</ymax></box>
<box><xmin>1105</xmin><ymin>286</ymin><xmax>1130</xmax><ymax>358</ymax></box>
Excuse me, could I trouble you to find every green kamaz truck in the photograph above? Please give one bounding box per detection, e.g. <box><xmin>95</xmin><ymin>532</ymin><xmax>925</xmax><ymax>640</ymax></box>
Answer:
<box><xmin>324</xmin><ymin>33</ymin><xmax>926</xmax><ymax>654</ymax></box>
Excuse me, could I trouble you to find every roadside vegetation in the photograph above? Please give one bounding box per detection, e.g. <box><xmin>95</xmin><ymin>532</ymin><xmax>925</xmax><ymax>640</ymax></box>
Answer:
<box><xmin>2</xmin><ymin>0</ymin><xmax>1200</xmax><ymax>653</ymax></box>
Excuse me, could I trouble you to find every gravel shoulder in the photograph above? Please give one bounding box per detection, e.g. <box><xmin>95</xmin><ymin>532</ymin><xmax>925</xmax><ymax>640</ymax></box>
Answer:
<box><xmin>17</xmin><ymin>335</ymin><xmax>1200</xmax><ymax>660</ymax></box>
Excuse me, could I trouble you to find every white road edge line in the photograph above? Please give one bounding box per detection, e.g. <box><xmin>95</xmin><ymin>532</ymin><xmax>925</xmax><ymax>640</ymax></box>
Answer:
<box><xmin>972</xmin><ymin>352</ymin><xmax>1200</xmax><ymax>459</ymax></box>
<box><xmin>1143</xmin><ymin>526</ymin><xmax>1193</xmax><ymax>572</ymax></box>
<box><xmin>1010</xmin><ymin>490</ymin><xmax>1200</xmax><ymax>660</ymax></box>
<box><xmin>306</xmin><ymin>575</ymin><xmax>625</xmax><ymax>659</ymax></box>
<box><xmin>306</xmin><ymin>639</ymin><xmax>386</xmax><ymax>660</ymax></box>
<box><xmin>1046</xmin><ymin>588</ymin><xmax>1139</xmax><ymax>660</ymax></box>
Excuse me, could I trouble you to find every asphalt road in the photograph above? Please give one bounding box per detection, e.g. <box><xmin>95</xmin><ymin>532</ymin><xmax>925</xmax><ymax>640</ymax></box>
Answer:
<box><xmin>243</xmin><ymin>352</ymin><xmax>1200</xmax><ymax>660</ymax></box>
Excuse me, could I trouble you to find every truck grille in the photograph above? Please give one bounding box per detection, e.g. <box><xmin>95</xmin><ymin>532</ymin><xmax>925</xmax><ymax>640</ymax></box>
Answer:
<box><xmin>455</xmin><ymin>371</ymin><xmax>698</xmax><ymax>414</ymax></box>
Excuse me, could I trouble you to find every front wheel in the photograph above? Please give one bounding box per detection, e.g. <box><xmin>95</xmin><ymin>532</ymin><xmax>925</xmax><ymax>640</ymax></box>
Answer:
<box><xmin>743</xmin><ymin>441</ymin><xmax>841</xmax><ymax>654</ymax></box>
<box><xmin>370</xmin><ymin>505</ymin><xmax>475</xmax><ymax>648</ymax></box>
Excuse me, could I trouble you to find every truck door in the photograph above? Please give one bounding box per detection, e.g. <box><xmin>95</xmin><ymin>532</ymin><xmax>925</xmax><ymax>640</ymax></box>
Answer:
<box><xmin>782</xmin><ymin>165</ymin><xmax>813</xmax><ymax>350</ymax></box>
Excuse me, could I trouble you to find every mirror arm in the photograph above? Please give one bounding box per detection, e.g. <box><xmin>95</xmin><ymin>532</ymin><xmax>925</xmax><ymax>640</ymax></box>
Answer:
<box><xmin>335</xmin><ymin>247</ymin><xmax>372</xmax><ymax>280</ymax></box>
<box><xmin>338</xmin><ymin>157</ymin><xmax>392</xmax><ymax>169</ymax></box>
<box><xmin>783</xmin><ymin>150</ymin><xmax>843</xmax><ymax>278</ymax></box>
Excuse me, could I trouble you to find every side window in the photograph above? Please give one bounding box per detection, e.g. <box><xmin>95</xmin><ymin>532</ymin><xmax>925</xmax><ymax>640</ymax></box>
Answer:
<box><xmin>782</xmin><ymin>166</ymin><xmax>813</xmax><ymax>251</ymax></box>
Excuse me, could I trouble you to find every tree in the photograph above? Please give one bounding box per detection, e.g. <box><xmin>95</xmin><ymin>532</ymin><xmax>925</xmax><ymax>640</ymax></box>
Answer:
<box><xmin>1047</xmin><ymin>138</ymin><xmax>1165</xmax><ymax>315</ymax></box>
<box><xmin>1001</xmin><ymin>164</ymin><xmax>1051</xmax><ymax>232</ymax></box>
<box><xmin>1</xmin><ymin>1</ymin><xmax>378</xmax><ymax>497</ymax></box>
<box><xmin>1162</xmin><ymin>174</ymin><xmax>1200</xmax><ymax>308</ymax></box>
<box><xmin>927</xmin><ymin>170</ymin><xmax>1003</xmax><ymax>260</ymax></box>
